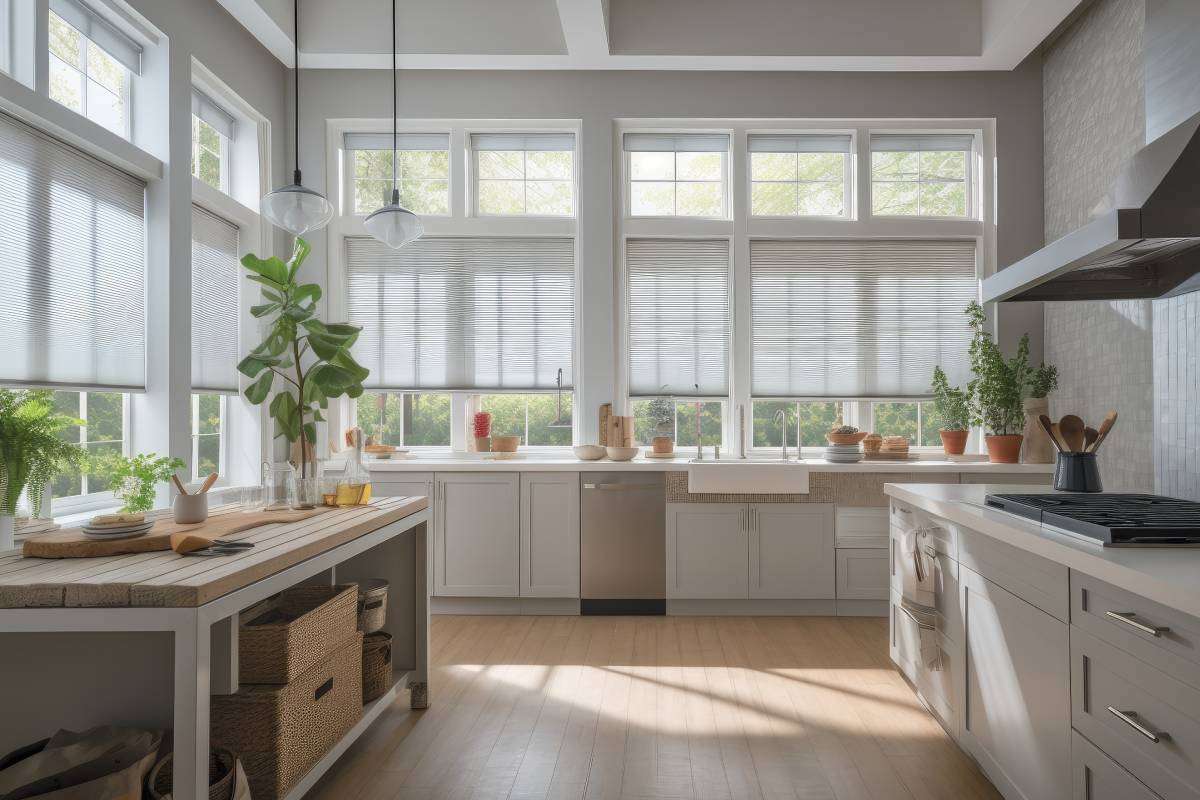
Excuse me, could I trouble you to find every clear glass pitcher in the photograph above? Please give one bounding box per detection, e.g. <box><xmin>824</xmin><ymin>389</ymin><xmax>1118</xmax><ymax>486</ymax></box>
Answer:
<box><xmin>262</xmin><ymin>461</ymin><xmax>295</xmax><ymax>511</ymax></box>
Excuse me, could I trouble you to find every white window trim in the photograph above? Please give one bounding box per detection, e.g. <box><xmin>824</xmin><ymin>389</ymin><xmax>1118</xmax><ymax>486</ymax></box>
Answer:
<box><xmin>191</xmin><ymin>113</ymin><xmax>230</xmax><ymax>194</ymax></box>
<box><xmin>621</xmin><ymin>126</ymin><xmax>733</xmax><ymax>222</ymax></box>
<box><xmin>48</xmin><ymin>8</ymin><xmax>131</xmax><ymax>140</ymax></box>
<box><xmin>867</xmin><ymin>128</ymin><xmax>982</xmax><ymax>222</ymax></box>
<box><xmin>49</xmin><ymin>390</ymin><xmax>131</xmax><ymax>518</ymax></box>
<box><xmin>468</xmin><ymin>129</ymin><xmax>579</xmax><ymax>220</ymax></box>
<box><xmin>324</xmin><ymin>118</ymin><xmax>583</xmax><ymax>454</ymax></box>
<box><xmin>190</xmin><ymin>393</ymin><xmax>227</xmax><ymax>484</ymax></box>
<box><xmin>745</xmin><ymin>128</ymin><xmax>857</xmax><ymax>222</ymax></box>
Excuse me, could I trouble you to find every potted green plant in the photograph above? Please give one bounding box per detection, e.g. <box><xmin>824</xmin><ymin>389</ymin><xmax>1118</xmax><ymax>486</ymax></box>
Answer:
<box><xmin>964</xmin><ymin>302</ymin><xmax>1037</xmax><ymax>463</ymax></box>
<box><xmin>237</xmin><ymin>238</ymin><xmax>370</xmax><ymax>506</ymax></box>
<box><xmin>930</xmin><ymin>366</ymin><xmax>971</xmax><ymax>455</ymax></box>
<box><xmin>0</xmin><ymin>390</ymin><xmax>87</xmax><ymax>549</ymax></box>
<box><xmin>91</xmin><ymin>452</ymin><xmax>187</xmax><ymax>514</ymax></box>
<box><xmin>1021</xmin><ymin>362</ymin><xmax>1060</xmax><ymax>464</ymax></box>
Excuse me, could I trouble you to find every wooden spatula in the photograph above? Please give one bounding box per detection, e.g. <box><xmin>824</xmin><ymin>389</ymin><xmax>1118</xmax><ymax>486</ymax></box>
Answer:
<box><xmin>1088</xmin><ymin>411</ymin><xmax>1118</xmax><ymax>453</ymax></box>
<box><xmin>1038</xmin><ymin>414</ymin><xmax>1065</xmax><ymax>453</ymax></box>
<box><xmin>1059</xmin><ymin>415</ymin><xmax>1086</xmax><ymax>452</ymax></box>
<box><xmin>1084</xmin><ymin>427</ymin><xmax>1099</xmax><ymax>451</ymax></box>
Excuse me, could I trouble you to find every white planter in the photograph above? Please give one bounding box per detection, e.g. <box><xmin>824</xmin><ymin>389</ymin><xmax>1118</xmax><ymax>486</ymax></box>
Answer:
<box><xmin>0</xmin><ymin>513</ymin><xmax>15</xmax><ymax>552</ymax></box>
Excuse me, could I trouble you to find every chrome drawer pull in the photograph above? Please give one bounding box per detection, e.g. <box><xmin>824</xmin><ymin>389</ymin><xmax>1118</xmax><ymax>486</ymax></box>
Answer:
<box><xmin>1107</xmin><ymin>707</ymin><xmax>1166</xmax><ymax>743</ymax></box>
<box><xmin>1105</xmin><ymin>610</ymin><xmax>1170</xmax><ymax>637</ymax></box>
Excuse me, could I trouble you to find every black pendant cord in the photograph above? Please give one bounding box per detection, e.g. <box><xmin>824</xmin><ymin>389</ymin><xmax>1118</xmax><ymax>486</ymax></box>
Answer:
<box><xmin>390</xmin><ymin>0</ymin><xmax>398</xmax><ymax>202</ymax></box>
<box><xmin>293</xmin><ymin>0</ymin><xmax>301</xmax><ymax>181</ymax></box>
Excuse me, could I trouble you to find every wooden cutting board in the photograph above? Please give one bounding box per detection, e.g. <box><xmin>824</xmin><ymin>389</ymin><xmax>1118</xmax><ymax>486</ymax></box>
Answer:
<box><xmin>22</xmin><ymin>507</ymin><xmax>329</xmax><ymax>559</ymax></box>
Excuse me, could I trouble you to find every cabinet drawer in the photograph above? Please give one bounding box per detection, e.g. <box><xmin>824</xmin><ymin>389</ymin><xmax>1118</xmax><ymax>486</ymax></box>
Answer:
<box><xmin>837</xmin><ymin>549</ymin><xmax>888</xmax><ymax>600</ymax></box>
<box><xmin>889</xmin><ymin>500</ymin><xmax>957</xmax><ymax>560</ymax></box>
<box><xmin>889</xmin><ymin>526</ymin><xmax>961</xmax><ymax>643</ymax></box>
<box><xmin>1073</xmin><ymin>571</ymin><xmax>1200</xmax><ymax>688</ymax></box>
<box><xmin>837</xmin><ymin>507</ymin><xmax>888</xmax><ymax>549</ymax></box>
<box><xmin>1072</xmin><ymin>731</ymin><xmax>1162</xmax><ymax>800</ymax></box>
<box><xmin>889</xmin><ymin>590</ymin><xmax>957</xmax><ymax>736</ymax></box>
<box><xmin>1072</xmin><ymin>626</ymin><xmax>1200</xmax><ymax>800</ymax></box>
<box><xmin>958</xmin><ymin>526</ymin><xmax>1069</xmax><ymax>621</ymax></box>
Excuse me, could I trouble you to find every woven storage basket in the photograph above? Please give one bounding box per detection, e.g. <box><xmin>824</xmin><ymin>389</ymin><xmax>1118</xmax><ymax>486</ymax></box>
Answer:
<box><xmin>356</xmin><ymin>579</ymin><xmax>389</xmax><ymax>633</ymax></box>
<box><xmin>147</xmin><ymin>747</ymin><xmax>236</xmax><ymax>800</ymax></box>
<box><xmin>361</xmin><ymin>631</ymin><xmax>393</xmax><ymax>703</ymax></box>
<box><xmin>239</xmin><ymin>584</ymin><xmax>357</xmax><ymax>684</ymax></box>
<box><xmin>213</xmin><ymin>631</ymin><xmax>363</xmax><ymax>800</ymax></box>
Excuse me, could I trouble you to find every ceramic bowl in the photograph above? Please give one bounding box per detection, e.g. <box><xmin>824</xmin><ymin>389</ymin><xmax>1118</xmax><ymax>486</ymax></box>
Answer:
<box><xmin>574</xmin><ymin>445</ymin><xmax>606</xmax><ymax>461</ymax></box>
<box><xmin>826</xmin><ymin>431</ymin><xmax>869</xmax><ymax>445</ymax></box>
<box><xmin>606</xmin><ymin>446</ymin><xmax>640</xmax><ymax>462</ymax></box>
<box><xmin>491</xmin><ymin>435</ymin><xmax>521</xmax><ymax>453</ymax></box>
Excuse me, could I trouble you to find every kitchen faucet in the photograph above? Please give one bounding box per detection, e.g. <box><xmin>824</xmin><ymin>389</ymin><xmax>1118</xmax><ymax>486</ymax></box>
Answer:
<box><xmin>775</xmin><ymin>409</ymin><xmax>789</xmax><ymax>462</ymax></box>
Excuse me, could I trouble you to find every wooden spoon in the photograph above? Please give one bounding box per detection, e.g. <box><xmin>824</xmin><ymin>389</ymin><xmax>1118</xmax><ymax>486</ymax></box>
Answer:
<box><xmin>199</xmin><ymin>472</ymin><xmax>219</xmax><ymax>494</ymax></box>
<box><xmin>1059</xmin><ymin>414</ymin><xmax>1086</xmax><ymax>452</ymax></box>
<box><xmin>1089</xmin><ymin>411</ymin><xmax>1118</xmax><ymax>453</ymax></box>
<box><xmin>171</xmin><ymin>474</ymin><xmax>188</xmax><ymax>495</ymax></box>
<box><xmin>1083</xmin><ymin>427</ymin><xmax>1099</xmax><ymax>452</ymax></box>
<box><xmin>1038</xmin><ymin>415</ymin><xmax>1065</xmax><ymax>453</ymax></box>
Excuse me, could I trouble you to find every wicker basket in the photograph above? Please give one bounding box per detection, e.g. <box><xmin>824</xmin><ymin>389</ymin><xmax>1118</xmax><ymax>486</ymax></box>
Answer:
<box><xmin>239</xmin><ymin>584</ymin><xmax>358</xmax><ymax>684</ymax></box>
<box><xmin>362</xmin><ymin>631</ymin><xmax>393</xmax><ymax>703</ymax></box>
<box><xmin>213</xmin><ymin>632</ymin><xmax>363</xmax><ymax>800</ymax></box>
<box><xmin>357</xmin><ymin>579</ymin><xmax>389</xmax><ymax>633</ymax></box>
<box><xmin>147</xmin><ymin>748</ymin><xmax>236</xmax><ymax>800</ymax></box>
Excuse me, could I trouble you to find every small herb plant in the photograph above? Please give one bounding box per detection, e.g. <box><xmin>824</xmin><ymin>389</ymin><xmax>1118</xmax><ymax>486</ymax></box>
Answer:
<box><xmin>832</xmin><ymin>425</ymin><xmax>859</xmax><ymax>435</ymax></box>
<box><xmin>92</xmin><ymin>452</ymin><xmax>187</xmax><ymax>514</ymax></box>
<box><xmin>1029</xmin><ymin>363</ymin><xmax>1059</xmax><ymax>399</ymax></box>
<box><xmin>965</xmin><ymin>301</ymin><xmax>1061</xmax><ymax>436</ymax></box>
<box><xmin>647</xmin><ymin>396</ymin><xmax>675</xmax><ymax>438</ymax></box>
<box><xmin>0</xmin><ymin>390</ymin><xmax>86</xmax><ymax>518</ymax></box>
<box><xmin>930</xmin><ymin>366</ymin><xmax>971</xmax><ymax>432</ymax></box>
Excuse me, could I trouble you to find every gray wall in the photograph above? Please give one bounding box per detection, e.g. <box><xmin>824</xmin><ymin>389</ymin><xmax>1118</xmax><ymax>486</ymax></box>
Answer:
<box><xmin>295</xmin><ymin>64</ymin><xmax>1046</xmax><ymax>441</ymax></box>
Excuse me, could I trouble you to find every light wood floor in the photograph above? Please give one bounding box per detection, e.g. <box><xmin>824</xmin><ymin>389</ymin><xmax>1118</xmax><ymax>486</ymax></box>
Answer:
<box><xmin>307</xmin><ymin>615</ymin><xmax>1000</xmax><ymax>800</ymax></box>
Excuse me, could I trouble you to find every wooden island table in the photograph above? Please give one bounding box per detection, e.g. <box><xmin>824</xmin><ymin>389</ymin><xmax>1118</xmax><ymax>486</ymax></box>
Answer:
<box><xmin>0</xmin><ymin>496</ymin><xmax>429</xmax><ymax>800</ymax></box>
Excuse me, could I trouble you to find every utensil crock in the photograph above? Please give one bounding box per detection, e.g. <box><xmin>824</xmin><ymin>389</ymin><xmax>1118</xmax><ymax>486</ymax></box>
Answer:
<box><xmin>173</xmin><ymin>492</ymin><xmax>209</xmax><ymax>524</ymax></box>
<box><xmin>1054</xmin><ymin>452</ymin><xmax>1104</xmax><ymax>493</ymax></box>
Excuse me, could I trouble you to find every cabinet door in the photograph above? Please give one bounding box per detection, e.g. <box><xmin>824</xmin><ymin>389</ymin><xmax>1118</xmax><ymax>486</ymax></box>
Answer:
<box><xmin>749</xmin><ymin>504</ymin><xmax>835</xmax><ymax>599</ymax></box>
<box><xmin>1072</xmin><ymin>730</ymin><xmax>1162</xmax><ymax>800</ymax></box>
<box><xmin>373</xmin><ymin>472</ymin><xmax>435</xmax><ymax>580</ymax></box>
<box><xmin>434</xmin><ymin>473</ymin><xmax>520</xmax><ymax>597</ymax></box>
<box><xmin>666</xmin><ymin>503</ymin><xmax>747</xmax><ymax>599</ymax></box>
<box><xmin>960</xmin><ymin>565</ymin><xmax>1070</xmax><ymax>800</ymax></box>
<box><xmin>836</xmin><ymin>548</ymin><xmax>888</xmax><ymax>600</ymax></box>
<box><xmin>520</xmin><ymin>473</ymin><xmax>580</xmax><ymax>598</ymax></box>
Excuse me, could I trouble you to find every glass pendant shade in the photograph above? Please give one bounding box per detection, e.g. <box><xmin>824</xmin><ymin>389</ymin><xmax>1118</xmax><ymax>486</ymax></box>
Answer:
<box><xmin>364</xmin><ymin>189</ymin><xmax>424</xmax><ymax>248</ymax></box>
<box><xmin>260</xmin><ymin>169</ymin><xmax>334</xmax><ymax>236</ymax></box>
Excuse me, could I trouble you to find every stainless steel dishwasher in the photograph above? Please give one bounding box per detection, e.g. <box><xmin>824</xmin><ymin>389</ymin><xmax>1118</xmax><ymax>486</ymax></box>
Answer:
<box><xmin>580</xmin><ymin>471</ymin><xmax>666</xmax><ymax>615</ymax></box>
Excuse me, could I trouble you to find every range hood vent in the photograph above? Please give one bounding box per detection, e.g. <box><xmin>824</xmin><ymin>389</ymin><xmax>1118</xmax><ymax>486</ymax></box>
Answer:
<box><xmin>983</xmin><ymin>109</ymin><xmax>1200</xmax><ymax>303</ymax></box>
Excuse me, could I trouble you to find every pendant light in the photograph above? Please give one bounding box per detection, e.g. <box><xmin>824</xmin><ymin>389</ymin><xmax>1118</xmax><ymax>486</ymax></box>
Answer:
<box><xmin>260</xmin><ymin>0</ymin><xmax>334</xmax><ymax>236</ymax></box>
<box><xmin>364</xmin><ymin>0</ymin><xmax>424</xmax><ymax>249</ymax></box>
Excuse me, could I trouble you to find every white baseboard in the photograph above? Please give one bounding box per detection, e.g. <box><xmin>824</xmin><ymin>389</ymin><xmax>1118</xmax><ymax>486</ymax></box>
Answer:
<box><xmin>667</xmin><ymin>598</ymin><xmax>886</xmax><ymax>617</ymax></box>
<box><xmin>835</xmin><ymin>599</ymin><xmax>888</xmax><ymax>617</ymax></box>
<box><xmin>431</xmin><ymin>596</ymin><xmax>580</xmax><ymax>615</ymax></box>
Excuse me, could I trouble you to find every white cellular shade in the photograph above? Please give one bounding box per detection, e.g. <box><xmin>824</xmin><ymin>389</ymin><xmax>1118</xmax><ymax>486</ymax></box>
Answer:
<box><xmin>751</xmin><ymin>239</ymin><xmax>977</xmax><ymax>398</ymax></box>
<box><xmin>343</xmin><ymin>132</ymin><xmax>450</xmax><ymax>152</ymax></box>
<box><xmin>471</xmin><ymin>133</ymin><xmax>575</xmax><ymax>152</ymax></box>
<box><xmin>50</xmin><ymin>0</ymin><xmax>141</xmax><ymax>73</ymax></box>
<box><xmin>623</xmin><ymin>133</ymin><xmax>730</xmax><ymax>153</ymax></box>
<box><xmin>191</xmin><ymin>205</ymin><xmax>240</xmax><ymax>393</ymax></box>
<box><xmin>870</xmin><ymin>133</ymin><xmax>975</xmax><ymax>152</ymax></box>
<box><xmin>191</xmin><ymin>90</ymin><xmax>235</xmax><ymax>140</ymax></box>
<box><xmin>748</xmin><ymin>134</ymin><xmax>852</xmax><ymax>153</ymax></box>
<box><xmin>626</xmin><ymin>238</ymin><xmax>730</xmax><ymax>398</ymax></box>
<box><xmin>346</xmin><ymin>236</ymin><xmax>574</xmax><ymax>392</ymax></box>
<box><xmin>0</xmin><ymin>111</ymin><xmax>146</xmax><ymax>390</ymax></box>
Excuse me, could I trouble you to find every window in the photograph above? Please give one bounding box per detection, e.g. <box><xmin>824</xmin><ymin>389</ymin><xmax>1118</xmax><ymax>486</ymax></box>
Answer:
<box><xmin>191</xmin><ymin>205</ymin><xmax>240</xmax><ymax>393</ymax></box>
<box><xmin>480</xmin><ymin>394</ymin><xmax>573</xmax><ymax>447</ymax></box>
<box><xmin>752</xmin><ymin>401</ymin><xmax>844</xmax><ymax>449</ymax></box>
<box><xmin>472</xmin><ymin>133</ymin><xmax>575</xmax><ymax>217</ymax></box>
<box><xmin>191</xmin><ymin>394</ymin><xmax>224</xmax><ymax>480</ymax></box>
<box><xmin>191</xmin><ymin>91</ymin><xmax>234</xmax><ymax>192</ymax></box>
<box><xmin>0</xmin><ymin>110</ymin><xmax>147</xmax><ymax>390</ymax></box>
<box><xmin>626</xmin><ymin>238</ymin><xmax>730</xmax><ymax>401</ymax></box>
<box><xmin>356</xmin><ymin>392</ymin><xmax>452</xmax><ymax>448</ymax></box>
<box><xmin>346</xmin><ymin>235</ymin><xmax>574</xmax><ymax>393</ymax></box>
<box><xmin>50</xmin><ymin>390</ymin><xmax>126</xmax><ymax>499</ymax></box>
<box><xmin>47</xmin><ymin>1</ymin><xmax>141</xmax><ymax>138</ymax></box>
<box><xmin>872</xmin><ymin>401</ymin><xmax>946</xmax><ymax>447</ymax></box>
<box><xmin>749</xmin><ymin>134</ymin><xmax>851</xmax><ymax>217</ymax></box>
<box><xmin>870</xmin><ymin>133</ymin><xmax>974</xmax><ymax>218</ymax></box>
<box><xmin>624</xmin><ymin>133</ymin><xmax>728</xmax><ymax>218</ymax></box>
<box><xmin>632</xmin><ymin>398</ymin><xmax>723</xmax><ymax>448</ymax></box>
<box><xmin>345</xmin><ymin>132</ymin><xmax>450</xmax><ymax>216</ymax></box>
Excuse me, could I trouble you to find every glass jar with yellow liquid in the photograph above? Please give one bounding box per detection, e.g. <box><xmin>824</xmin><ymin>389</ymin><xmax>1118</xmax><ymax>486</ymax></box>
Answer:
<box><xmin>336</xmin><ymin>428</ymin><xmax>373</xmax><ymax>506</ymax></box>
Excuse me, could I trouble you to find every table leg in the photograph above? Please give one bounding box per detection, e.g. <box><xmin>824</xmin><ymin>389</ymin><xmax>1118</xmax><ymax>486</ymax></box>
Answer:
<box><xmin>173</xmin><ymin>613</ymin><xmax>211</xmax><ymax>800</ymax></box>
<box><xmin>411</xmin><ymin>520</ymin><xmax>430</xmax><ymax>709</ymax></box>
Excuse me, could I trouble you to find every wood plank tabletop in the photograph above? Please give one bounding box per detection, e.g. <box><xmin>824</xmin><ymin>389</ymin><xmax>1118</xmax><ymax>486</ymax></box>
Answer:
<box><xmin>0</xmin><ymin>496</ymin><xmax>427</xmax><ymax>609</ymax></box>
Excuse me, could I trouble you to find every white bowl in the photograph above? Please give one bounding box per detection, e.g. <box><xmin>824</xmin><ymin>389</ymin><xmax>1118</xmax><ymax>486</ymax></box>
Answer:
<box><xmin>574</xmin><ymin>445</ymin><xmax>606</xmax><ymax>461</ymax></box>
<box><xmin>606</xmin><ymin>446</ymin><xmax>640</xmax><ymax>462</ymax></box>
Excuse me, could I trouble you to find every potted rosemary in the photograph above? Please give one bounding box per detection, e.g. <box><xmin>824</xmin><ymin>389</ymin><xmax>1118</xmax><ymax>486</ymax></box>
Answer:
<box><xmin>0</xmin><ymin>390</ymin><xmax>86</xmax><ymax>549</ymax></box>
<box><xmin>929</xmin><ymin>366</ymin><xmax>971</xmax><ymax>455</ymax></box>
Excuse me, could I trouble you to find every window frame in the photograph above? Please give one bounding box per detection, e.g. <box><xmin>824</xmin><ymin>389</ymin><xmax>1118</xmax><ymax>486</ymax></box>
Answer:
<box><xmin>191</xmin><ymin>113</ymin><xmax>230</xmax><ymax>194</ymax></box>
<box><xmin>621</xmin><ymin>129</ymin><xmax>733</xmax><ymax>221</ymax></box>
<box><xmin>469</xmin><ymin>132</ymin><xmax>578</xmax><ymax>219</ymax></box>
<box><xmin>47</xmin><ymin>9</ymin><xmax>131</xmax><ymax>139</ymax></box>
<box><xmin>745</xmin><ymin>129</ymin><xmax>856</xmax><ymax>221</ymax></box>
<box><xmin>868</xmin><ymin>130</ymin><xmax>980</xmax><ymax>221</ymax></box>
<box><xmin>344</xmin><ymin>132</ymin><xmax>453</xmax><ymax>219</ymax></box>
<box><xmin>190</xmin><ymin>393</ymin><xmax>227</xmax><ymax>482</ymax></box>
<box><xmin>48</xmin><ymin>390</ymin><xmax>131</xmax><ymax>517</ymax></box>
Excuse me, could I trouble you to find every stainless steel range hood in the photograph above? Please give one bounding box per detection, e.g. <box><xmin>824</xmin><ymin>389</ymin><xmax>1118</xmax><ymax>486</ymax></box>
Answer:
<box><xmin>982</xmin><ymin>109</ymin><xmax>1200</xmax><ymax>303</ymax></box>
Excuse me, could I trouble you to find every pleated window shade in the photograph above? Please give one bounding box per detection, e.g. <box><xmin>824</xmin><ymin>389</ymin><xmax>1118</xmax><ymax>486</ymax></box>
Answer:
<box><xmin>191</xmin><ymin>205</ymin><xmax>240</xmax><ymax>393</ymax></box>
<box><xmin>346</xmin><ymin>235</ymin><xmax>574</xmax><ymax>392</ymax></box>
<box><xmin>750</xmin><ymin>239</ymin><xmax>977</xmax><ymax>398</ymax></box>
<box><xmin>626</xmin><ymin>238</ymin><xmax>730</xmax><ymax>398</ymax></box>
<box><xmin>0</xmin><ymin>111</ymin><xmax>146</xmax><ymax>390</ymax></box>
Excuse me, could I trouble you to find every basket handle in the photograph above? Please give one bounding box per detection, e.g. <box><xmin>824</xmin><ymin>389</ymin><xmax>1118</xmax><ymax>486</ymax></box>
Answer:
<box><xmin>315</xmin><ymin>677</ymin><xmax>334</xmax><ymax>701</ymax></box>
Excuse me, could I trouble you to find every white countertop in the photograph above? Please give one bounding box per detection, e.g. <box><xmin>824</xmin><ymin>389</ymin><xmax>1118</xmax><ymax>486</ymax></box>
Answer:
<box><xmin>357</xmin><ymin>455</ymin><xmax>1055</xmax><ymax>474</ymax></box>
<box><xmin>883</xmin><ymin>483</ymin><xmax>1200</xmax><ymax>619</ymax></box>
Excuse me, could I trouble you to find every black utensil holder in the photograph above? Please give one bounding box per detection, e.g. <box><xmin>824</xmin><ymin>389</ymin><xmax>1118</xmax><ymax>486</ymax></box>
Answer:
<box><xmin>1054</xmin><ymin>452</ymin><xmax>1103</xmax><ymax>492</ymax></box>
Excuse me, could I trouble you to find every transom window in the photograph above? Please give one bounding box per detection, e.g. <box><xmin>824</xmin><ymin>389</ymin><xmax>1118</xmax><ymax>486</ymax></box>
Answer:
<box><xmin>346</xmin><ymin>132</ymin><xmax>450</xmax><ymax>216</ymax></box>
<box><xmin>624</xmin><ymin>133</ymin><xmax>729</xmax><ymax>218</ymax></box>
<box><xmin>749</xmin><ymin>134</ymin><xmax>851</xmax><ymax>218</ymax></box>
<box><xmin>870</xmin><ymin>133</ymin><xmax>974</xmax><ymax>218</ymax></box>
<box><xmin>47</xmin><ymin>5</ymin><xmax>138</xmax><ymax>138</ymax></box>
<box><xmin>191</xmin><ymin>91</ymin><xmax>234</xmax><ymax>193</ymax></box>
<box><xmin>472</xmin><ymin>133</ymin><xmax>575</xmax><ymax>217</ymax></box>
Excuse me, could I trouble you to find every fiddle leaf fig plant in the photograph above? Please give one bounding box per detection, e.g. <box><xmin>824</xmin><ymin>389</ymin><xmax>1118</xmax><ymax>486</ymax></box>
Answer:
<box><xmin>237</xmin><ymin>238</ymin><xmax>370</xmax><ymax>477</ymax></box>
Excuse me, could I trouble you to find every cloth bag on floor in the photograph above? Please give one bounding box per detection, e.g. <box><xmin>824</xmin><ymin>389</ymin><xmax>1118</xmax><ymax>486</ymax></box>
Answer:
<box><xmin>0</xmin><ymin>726</ymin><xmax>162</xmax><ymax>800</ymax></box>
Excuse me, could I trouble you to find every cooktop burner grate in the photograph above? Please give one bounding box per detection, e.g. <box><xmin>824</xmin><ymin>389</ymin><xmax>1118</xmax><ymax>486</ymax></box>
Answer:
<box><xmin>983</xmin><ymin>493</ymin><xmax>1200</xmax><ymax>546</ymax></box>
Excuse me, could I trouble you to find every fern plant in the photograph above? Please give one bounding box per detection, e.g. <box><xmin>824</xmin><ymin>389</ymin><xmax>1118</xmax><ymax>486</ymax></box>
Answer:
<box><xmin>0</xmin><ymin>390</ymin><xmax>86</xmax><ymax>518</ymax></box>
<box><xmin>930</xmin><ymin>366</ymin><xmax>971</xmax><ymax>432</ymax></box>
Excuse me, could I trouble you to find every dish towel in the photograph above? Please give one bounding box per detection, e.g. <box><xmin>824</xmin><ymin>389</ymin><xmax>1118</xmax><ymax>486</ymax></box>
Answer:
<box><xmin>901</xmin><ymin>526</ymin><xmax>937</xmax><ymax>608</ymax></box>
<box><xmin>900</xmin><ymin>598</ymin><xmax>942</xmax><ymax>671</ymax></box>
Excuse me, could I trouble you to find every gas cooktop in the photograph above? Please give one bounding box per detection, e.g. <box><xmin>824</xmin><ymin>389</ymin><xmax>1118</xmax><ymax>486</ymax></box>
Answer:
<box><xmin>984</xmin><ymin>493</ymin><xmax>1200</xmax><ymax>546</ymax></box>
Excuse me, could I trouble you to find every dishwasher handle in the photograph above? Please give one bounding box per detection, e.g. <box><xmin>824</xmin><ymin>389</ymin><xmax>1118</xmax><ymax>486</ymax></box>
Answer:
<box><xmin>583</xmin><ymin>482</ymin><xmax>658</xmax><ymax>491</ymax></box>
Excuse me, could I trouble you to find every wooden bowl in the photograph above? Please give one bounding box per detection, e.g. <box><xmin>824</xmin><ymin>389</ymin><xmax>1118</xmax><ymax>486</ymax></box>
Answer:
<box><xmin>826</xmin><ymin>431</ymin><xmax>868</xmax><ymax>445</ymax></box>
<box><xmin>491</xmin><ymin>435</ymin><xmax>521</xmax><ymax>453</ymax></box>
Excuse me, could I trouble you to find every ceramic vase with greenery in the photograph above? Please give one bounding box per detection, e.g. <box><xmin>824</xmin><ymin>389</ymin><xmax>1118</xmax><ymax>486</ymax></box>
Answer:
<box><xmin>930</xmin><ymin>366</ymin><xmax>971</xmax><ymax>455</ymax></box>
<box><xmin>92</xmin><ymin>452</ymin><xmax>187</xmax><ymax>514</ymax></box>
<box><xmin>237</xmin><ymin>238</ymin><xmax>369</xmax><ymax>506</ymax></box>
<box><xmin>0</xmin><ymin>390</ymin><xmax>86</xmax><ymax>549</ymax></box>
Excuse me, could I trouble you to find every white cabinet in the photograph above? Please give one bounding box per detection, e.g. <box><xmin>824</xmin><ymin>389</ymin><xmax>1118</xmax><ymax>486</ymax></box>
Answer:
<box><xmin>959</xmin><ymin>564</ymin><xmax>1071</xmax><ymax>800</ymax></box>
<box><xmin>667</xmin><ymin>504</ymin><xmax>747</xmax><ymax>599</ymax></box>
<box><xmin>749</xmin><ymin>504</ymin><xmax>835</xmax><ymax>599</ymax></box>
<box><xmin>433</xmin><ymin>473</ymin><xmax>520</xmax><ymax>597</ymax></box>
<box><xmin>836</xmin><ymin>549</ymin><xmax>888</xmax><ymax>600</ymax></box>
<box><xmin>374</xmin><ymin>473</ymin><xmax>435</xmax><ymax>579</ymax></box>
<box><xmin>520</xmin><ymin>473</ymin><xmax>580</xmax><ymax>598</ymax></box>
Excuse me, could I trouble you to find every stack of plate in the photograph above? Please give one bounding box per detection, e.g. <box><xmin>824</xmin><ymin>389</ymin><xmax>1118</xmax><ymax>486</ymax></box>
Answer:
<box><xmin>80</xmin><ymin>519</ymin><xmax>155</xmax><ymax>541</ymax></box>
<box><xmin>824</xmin><ymin>443</ymin><xmax>864</xmax><ymax>464</ymax></box>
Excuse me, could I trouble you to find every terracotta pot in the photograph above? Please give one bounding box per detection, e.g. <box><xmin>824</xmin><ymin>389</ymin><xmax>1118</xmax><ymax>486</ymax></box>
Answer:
<box><xmin>1020</xmin><ymin>397</ymin><xmax>1054</xmax><ymax>463</ymax></box>
<box><xmin>474</xmin><ymin>436</ymin><xmax>491</xmax><ymax>453</ymax></box>
<box><xmin>939</xmin><ymin>429</ymin><xmax>969</xmax><ymax>456</ymax></box>
<box><xmin>652</xmin><ymin>436</ymin><xmax>674</xmax><ymax>454</ymax></box>
<box><xmin>491</xmin><ymin>435</ymin><xmax>521</xmax><ymax>453</ymax></box>
<box><xmin>985</xmin><ymin>434</ymin><xmax>1024</xmax><ymax>463</ymax></box>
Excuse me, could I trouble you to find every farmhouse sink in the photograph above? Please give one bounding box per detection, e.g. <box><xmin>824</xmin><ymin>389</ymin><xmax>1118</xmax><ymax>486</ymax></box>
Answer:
<box><xmin>686</xmin><ymin>460</ymin><xmax>810</xmax><ymax>495</ymax></box>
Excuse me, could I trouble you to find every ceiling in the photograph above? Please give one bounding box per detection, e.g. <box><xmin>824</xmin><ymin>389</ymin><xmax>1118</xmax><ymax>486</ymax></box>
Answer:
<box><xmin>217</xmin><ymin>0</ymin><xmax>1086</xmax><ymax>71</ymax></box>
